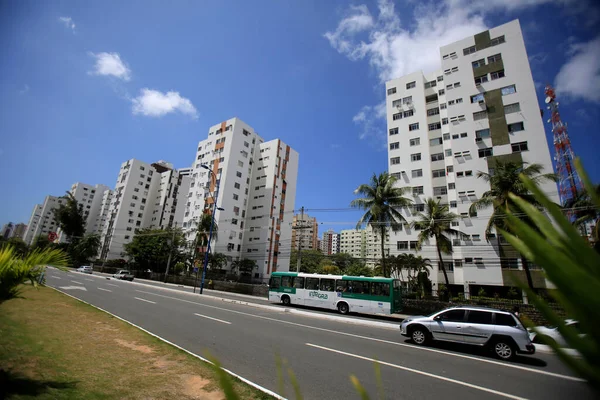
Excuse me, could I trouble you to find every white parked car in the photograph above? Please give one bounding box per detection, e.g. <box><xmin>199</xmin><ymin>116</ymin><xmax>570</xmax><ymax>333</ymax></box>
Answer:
<box><xmin>76</xmin><ymin>266</ymin><xmax>93</xmax><ymax>274</ymax></box>
<box><xmin>528</xmin><ymin>319</ymin><xmax>583</xmax><ymax>348</ymax></box>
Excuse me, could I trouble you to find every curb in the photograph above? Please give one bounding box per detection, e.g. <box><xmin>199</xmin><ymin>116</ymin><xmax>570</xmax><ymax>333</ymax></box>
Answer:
<box><xmin>48</xmin><ymin>286</ymin><xmax>286</xmax><ymax>399</ymax></box>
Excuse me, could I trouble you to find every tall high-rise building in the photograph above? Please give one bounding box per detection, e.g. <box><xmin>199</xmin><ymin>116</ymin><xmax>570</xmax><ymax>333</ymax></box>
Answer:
<box><xmin>319</xmin><ymin>229</ymin><xmax>340</xmax><ymax>255</ymax></box>
<box><xmin>100</xmin><ymin>159</ymin><xmax>190</xmax><ymax>260</ymax></box>
<box><xmin>385</xmin><ymin>20</ymin><xmax>557</xmax><ymax>294</ymax></box>
<box><xmin>340</xmin><ymin>229</ymin><xmax>366</xmax><ymax>259</ymax></box>
<box><xmin>183</xmin><ymin>117</ymin><xmax>298</xmax><ymax>279</ymax></box>
<box><xmin>57</xmin><ymin>182</ymin><xmax>112</xmax><ymax>242</ymax></box>
<box><xmin>23</xmin><ymin>196</ymin><xmax>64</xmax><ymax>245</ymax></box>
<box><xmin>291</xmin><ymin>213</ymin><xmax>319</xmax><ymax>251</ymax></box>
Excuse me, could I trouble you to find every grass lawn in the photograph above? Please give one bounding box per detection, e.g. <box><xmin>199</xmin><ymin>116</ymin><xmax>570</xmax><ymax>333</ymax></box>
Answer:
<box><xmin>0</xmin><ymin>285</ymin><xmax>272</xmax><ymax>400</ymax></box>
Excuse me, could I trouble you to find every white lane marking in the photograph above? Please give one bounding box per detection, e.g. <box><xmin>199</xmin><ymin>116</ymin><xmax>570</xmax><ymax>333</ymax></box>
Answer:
<box><xmin>134</xmin><ymin>297</ymin><xmax>156</xmax><ymax>304</ymax></box>
<box><xmin>51</xmin><ymin>276</ymin><xmax>62</xmax><ymax>280</ymax></box>
<box><xmin>136</xmin><ymin>289</ymin><xmax>584</xmax><ymax>383</ymax></box>
<box><xmin>98</xmin><ymin>288</ymin><xmax>112</xmax><ymax>292</ymax></box>
<box><xmin>85</xmin><ymin>279</ymin><xmax>94</xmax><ymax>282</ymax></box>
<box><xmin>48</xmin><ymin>287</ymin><xmax>284</xmax><ymax>400</ymax></box>
<box><xmin>306</xmin><ymin>343</ymin><xmax>526</xmax><ymax>400</ymax></box>
<box><xmin>106</xmin><ymin>283</ymin><xmax>119</xmax><ymax>288</ymax></box>
<box><xmin>59</xmin><ymin>286</ymin><xmax>87</xmax><ymax>291</ymax></box>
<box><xmin>71</xmin><ymin>280</ymin><xmax>83</xmax><ymax>284</ymax></box>
<box><xmin>194</xmin><ymin>313</ymin><xmax>231</xmax><ymax>325</ymax></box>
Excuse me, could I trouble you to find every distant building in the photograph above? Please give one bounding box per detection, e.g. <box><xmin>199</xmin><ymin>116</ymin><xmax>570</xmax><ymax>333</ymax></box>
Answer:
<box><xmin>57</xmin><ymin>182</ymin><xmax>112</xmax><ymax>242</ymax></box>
<box><xmin>23</xmin><ymin>196</ymin><xmax>64</xmax><ymax>245</ymax></box>
<box><xmin>340</xmin><ymin>227</ymin><xmax>390</xmax><ymax>268</ymax></box>
<box><xmin>99</xmin><ymin>159</ymin><xmax>191</xmax><ymax>260</ymax></box>
<box><xmin>1</xmin><ymin>223</ymin><xmax>25</xmax><ymax>239</ymax></box>
<box><xmin>319</xmin><ymin>229</ymin><xmax>340</xmax><ymax>255</ymax></box>
<box><xmin>291</xmin><ymin>213</ymin><xmax>318</xmax><ymax>251</ymax></box>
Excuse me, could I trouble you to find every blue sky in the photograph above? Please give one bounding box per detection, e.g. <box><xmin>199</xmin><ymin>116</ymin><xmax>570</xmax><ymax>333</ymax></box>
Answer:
<box><xmin>1</xmin><ymin>0</ymin><xmax>599</xmax><ymax>235</ymax></box>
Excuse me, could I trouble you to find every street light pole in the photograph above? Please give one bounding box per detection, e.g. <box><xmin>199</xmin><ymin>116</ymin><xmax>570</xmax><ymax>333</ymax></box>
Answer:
<box><xmin>200</xmin><ymin>165</ymin><xmax>220</xmax><ymax>295</ymax></box>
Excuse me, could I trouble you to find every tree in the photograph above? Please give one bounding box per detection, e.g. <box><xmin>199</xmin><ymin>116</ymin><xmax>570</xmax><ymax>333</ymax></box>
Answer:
<box><xmin>351</xmin><ymin>172</ymin><xmax>412</xmax><ymax>277</ymax></box>
<box><xmin>329</xmin><ymin>253</ymin><xmax>355</xmax><ymax>272</ymax></box>
<box><xmin>53</xmin><ymin>193</ymin><xmax>85</xmax><ymax>241</ymax></box>
<box><xmin>71</xmin><ymin>234</ymin><xmax>101</xmax><ymax>266</ymax></box>
<box><xmin>563</xmin><ymin>184</ymin><xmax>600</xmax><ymax>239</ymax></box>
<box><xmin>3</xmin><ymin>237</ymin><xmax>29</xmax><ymax>257</ymax></box>
<box><xmin>124</xmin><ymin>228</ymin><xmax>186</xmax><ymax>271</ymax></box>
<box><xmin>412</xmin><ymin>198</ymin><xmax>465</xmax><ymax>295</ymax></box>
<box><xmin>231</xmin><ymin>258</ymin><xmax>257</xmax><ymax>275</ymax></box>
<box><xmin>345</xmin><ymin>263</ymin><xmax>374</xmax><ymax>277</ymax></box>
<box><xmin>0</xmin><ymin>245</ymin><xmax>68</xmax><ymax>303</ymax></box>
<box><xmin>319</xmin><ymin>265</ymin><xmax>341</xmax><ymax>274</ymax></box>
<box><xmin>208</xmin><ymin>252</ymin><xmax>228</xmax><ymax>271</ymax></box>
<box><xmin>290</xmin><ymin>249</ymin><xmax>324</xmax><ymax>273</ymax></box>
<box><xmin>469</xmin><ymin>161</ymin><xmax>557</xmax><ymax>290</ymax></box>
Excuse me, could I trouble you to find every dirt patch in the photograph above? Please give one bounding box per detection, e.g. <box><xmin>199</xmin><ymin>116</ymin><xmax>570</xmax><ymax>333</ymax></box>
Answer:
<box><xmin>182</xmin><ymin>375</ymin><xmax>224</xmax><ymax>400</ymax></box>
<box><xmin>152</xmin><ymin>357</ymin><xmax>175</xmax><ymax>370</ymax></box>
<box><xmin>114</xmin><ymin>339</ymin><xmax>154</xmax><ymax>354</ymax></box>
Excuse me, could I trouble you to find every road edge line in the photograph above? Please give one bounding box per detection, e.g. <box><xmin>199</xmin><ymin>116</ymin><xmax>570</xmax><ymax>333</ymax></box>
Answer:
<box><xmin>47</xmin><ymin>286</ymin><xmax>286</xmax><ymax>400</ymax></box>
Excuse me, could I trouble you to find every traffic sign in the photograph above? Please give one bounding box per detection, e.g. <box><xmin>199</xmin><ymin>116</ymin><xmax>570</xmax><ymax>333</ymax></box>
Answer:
<box><xmin>48</xmin><ymin>232</ymin><xmax>58</xmax><ymax>242</ymax></box>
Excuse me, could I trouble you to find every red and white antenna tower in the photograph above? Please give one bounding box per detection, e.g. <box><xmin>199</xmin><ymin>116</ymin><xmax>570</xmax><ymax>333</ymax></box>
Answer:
<box><xmin>544</xmin><ymin>84</ymin><xmax>582</xmax><ymax>206</ymax></box>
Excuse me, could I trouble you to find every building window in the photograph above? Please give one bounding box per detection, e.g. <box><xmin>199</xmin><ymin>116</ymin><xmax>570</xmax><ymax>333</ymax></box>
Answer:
<box><xmin>437</xmin><ymin>75</ymin><xmax>443</xmax><ymax>81</ymax></box>
<box><xmin>433</xmin><ymin>186</ymin><xmax>447</xmax><ymax>196</ymax></box>
<box><xmin>430</xmin><ymin>137</ymin><xmax>443</xmax><ymax>146</ymax></box>
<box><xmin>428</xmin><ymin>123</ymin><xmax>441</xmax><ymax>131</ymax></box>
<box><xmin>425</xmin><ymin>94</ymin><xmax>438</xmax><ymax>103</ymax></box>
<box><xmin>393</xmin><ymin>112</ymin><xmax>402</xmax><ymax>120</ymax></box>
<box><xmin>413</xmin><ymin>186</ymin><xmax>424</xmax><ymax>195</ymax></box>
<box><xmin>465</xmin><ymin>170</ymin><xmax>473</xmax><ymax>176</ymax></box>
<box><xmin>443</xmin><ymin>133</ymin><xmax>450</xmax><ymax>141</ymax></box>
<box><xmin>404</xmin><ymin>110</ymin><xmax>414</xmax><ymax>118</ymax></box>
<box><xmin>463</xmin><ymin>45</ymin><xmax>476</xmax><ymax>55</ymax></box>
<box><xmin>504</xmin><ymin>103</ymin><xmax>521</xmax><ymax>114</ymax></box>
<box><xmin>427</xmin><ymin>107</ymin><xmax>440</xmax><ymax>116</ymax></box>
<box><xmin>234</xmin><ymin>182</ymin><xmax>241</xmax><ymax>189</ymax></box>
<box><xmin>479</xmin><ymin>147</ymin><xmax>493</xmax><ymax>158</ymax></box>
<box><xmin>456</xmin><ymin>172</ymin><xmax>464</xmax><ymax>177</ymax></box>
<box><xmin>454</xmin><ymin>82</ymin><xmax>461</xmax><ymax>88</ymax></box>
<box><xmin>432</xmin><ymin>169</ymin><xmax>445</xmax><ymax>178</ymax></box>
<box><xmin>402</xmin><ymin>96</ymin><xmax>413</xmax><ymax>104</ymax></box>
<box><xmin>456</xmin><ymin>98</ymin><xmax>463</xmax><ymax>104</ymax></box>
<box><xmin>471</xmin><ymin>93</ymin><xmax>484</xmax><ymax>103</ymax></box>
<box><xmin>508</xmin><ymin>122</ymin><xmax>525</xmax><ymax>133</ymax></box>
<box><xmin>233</xmin><ymin>194</ymin><xmax>239</xmax><ymax>200</ymax></box>
<box><xmin>236</xmin><ymin>171</ymin><xmax>242</xmax><ymax>178</ymax></box>
<box><xmin>409</xmin><ymin>123</ymin><xmax>419</xmax><ymax>131</ymax></box>
<box><xmin>397</xmin><ymin>241</ymin><xmax>408</xmax><ymax>250</ymax></box>
<box><xmin>424</xmin><ymin>80</ymin><xmax>437</xmax><ymax>89</ymax></box>
<box><xmin>487</xmin><ymin>53</ymin><xmax>502</xmax><ymax>64</ymax></box>
<box><xmin>391</xmin><ymin>172</ymin><xmax>401</xmax><ymax>179</ymax></box>
<box><xmin>390</xmin><ymin>157</ymin><xmax>401</xmax><ymax>165</ymax></box>
<box><xmin>387</xmin><ymin>87</ymin><xmax>397</xmax><ymax>95</ymax></box>
<box><xmin>501</xmin><ymin>84</ymin><xmax>517</xmax><ymax>96</ymax></box>
<box><xmin>445</xmin><ymin>149</ymin><xmax>452</xmax><ymax>157</ymax></box>
<box><xmin>392</xmin><ymin>99</ymin><xmax>402</xmax><ymax>108</ymax></box>
<box><xmin>412</xmin><ymin>169</ymin><xmax>423</xmax><ymax>178</ymax></box>
<box><xmin>473</xmin><ymin>110</ymin><xmax>487</xmax><ymax>121</ymax></box>
<box><xmin>446</xmin><ymin>166</ymin><xmax>454</xmax><ymax>173</ymax></box>
<box><xmin>406</xmin><ymin>81</ymin><xmax>416</xmax><ymax>89</ymax></box>
<box><xmin>490</xmin><ymin>35</ymin><xmax>505</xmax><ymax>46</ymax></box>
<box><xmin>431</xmin><ymin>153</ymin><xmax>444</xmax><ymax>162</ymax></box>
<box><xmin>450</xmin><ymin>201</ymin><xmax>457</xmax><ymax>208</ymax></box>
<box><xmin>442</xmin><ymin>118</ymin><xmax>448</xmax><ymax>125</ymax></box>
<box><xmin>390</xmin><ymin>142</ymin><xmax>399</xmax><ymax>150</ymax></box>
<box><xmin>512</xmin><ymin>141</ymin><xmax>529</xmax><ymax>153</ymax></box>
<box><xmin>438</xmin><ymin>89</ymin><xmax>445</xmax><ymax>96</ymax></box>
<box><xmin>490</xmin><ymin>70</ymin><xmax>505</xmax><ymax>80</ymax></box>
<box><xmin>411</xmin><ymin>153</ymin><xmax>422</xmax><ymax>162</ymax></box>
<box><xmin>389</xmin><ymin>127</ymin><xmax>399</xmax><ymax>136</ymax></box>
<box><xmin>448</xmin><ymin>182</ymin><xmax>455</xmax><ymax>189</ymax></box>
<box><xmin>472</xmin><ymin>59</ymin><xmax>485</xmax><ymax>68</ymax></box>
<box><xmin>409</xmin><ymin>241</ymin><xmax>418</xmax><ymax>250</ymax></box>
<box><xmin>474</xmin><ymin>74</ymin><xmax>488</xmax><ymax>85</ymax></box>
<box><xmin>231</xmin><ymin>219</ymin><xmax>238</xmax><ymax>225</ymax></box>
<box><xmin>409</xmin><ymin>137</ymin><xmax>420</xmax><ymax>146</ymax></box>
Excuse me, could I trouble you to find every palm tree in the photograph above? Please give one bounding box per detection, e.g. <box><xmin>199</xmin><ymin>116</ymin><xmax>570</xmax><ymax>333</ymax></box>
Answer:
<box><xmin>412</xmin><ymin>198</ymin><xmax>465</xmax><ymax>294</ymax></box>
<box><xmin>351</xmin><ymin>172</ymin><xmax>412</xmax><ymax>277</ymax></box>
<box><xmin>190</xmin><ymin>212</ymin><xmax>219</xmax><ymax>269</ymax></box>
<box><xmin>469</xmin><ymin>161</ymin><xmax>557</xmax><ymax>290</ymax></box>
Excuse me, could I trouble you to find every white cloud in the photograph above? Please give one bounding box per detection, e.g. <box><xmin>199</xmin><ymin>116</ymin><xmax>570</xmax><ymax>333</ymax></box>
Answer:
<box><xmin>352</xmin><ymin>102</ymin><xmax>387</xmax><ymax>147</ymax></box>
<box><xmin>324</xmin><ymin>5</ymin><xmax>375</xmax><ymax>55</ymax></box>
<box><xmin>89</xmin><ymin>52</ymin><xmax>131</xmax><ymax>81</ymax></box>
<box><xmin>58</xmin><ymin>16</ymin><xmax>75</xmax><ymax>32</ymax></box>
<box><xmin>555</xmin><ymin>36</ymin><xmax>600</xmax><ymax>103</ymax></box>
<box><xmin>19</xmin><ymin>84</ymin><xmax>29</xmax><ymax>94</ymax></box>
<box><xmin>132</xmin><ymin>88</ymin><xmax>198</xmax><ymax>119</ymax></box>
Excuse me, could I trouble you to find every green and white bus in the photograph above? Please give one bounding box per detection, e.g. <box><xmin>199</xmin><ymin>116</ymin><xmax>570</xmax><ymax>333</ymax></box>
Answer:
<box><xmin>268</xmin><ymin>272</ymin><xmax>402</xmax><ymax>315</ymax></box>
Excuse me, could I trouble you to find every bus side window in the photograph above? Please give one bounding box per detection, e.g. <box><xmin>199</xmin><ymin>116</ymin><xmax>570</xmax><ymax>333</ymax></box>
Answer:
<box><xmin>281</xmin><ymin>276</ymin><xmax>292</xmax><ymax>288</ymax></box>
<box><xmin>336</xmin><ymin>280</ymin><xmax>347</xmax><ymax>292</ymax></box>
<box><xmin>352</xmin><ymin>281</ymin><xmax>369</xmax><ymax>294</ymax></box>
<box><xmin>372</xmin><ymin>282</ymin><xmax>390</xmax><ymax>297</ymax></box>
<box><xmin>320</xmin><ymin>279</ymin><xmax>334</xmax><ymax>292</ymax></box>
<box><xmin>269</xmin><ymin>276</ymin><xmax>280</xmax><ymax>289</ymax></box>
<box><xmin>306</xmin><ymin>278</ymin><xmax>319</xmax><ymax>290</ymax></box>
<box><xmin>292</xmin><ymin>277</ymin><xmax>305</xmax><ymax>289</ymax></box>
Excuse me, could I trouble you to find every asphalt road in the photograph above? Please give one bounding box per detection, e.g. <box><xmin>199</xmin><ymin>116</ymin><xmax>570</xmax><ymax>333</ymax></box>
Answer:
<box><xmin>45</xmin><ymin>268</ymin><xmax>596</xmax><ymax>400</ymax></box>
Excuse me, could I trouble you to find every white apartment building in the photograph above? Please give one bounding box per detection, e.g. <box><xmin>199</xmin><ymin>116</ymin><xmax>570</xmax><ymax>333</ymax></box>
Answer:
<box><xmin>385</xmin><ymin>20</ymin><xmax>557</xmax><ymax>296</ymax></box>
<box><xmin>23</xmin><ymin>196</ymin><xmax>64</xmax><ymax>245</ymax></box>
<box><xmin>57</xmin><ymin>182</ymin><xmax>112</xmax><ymax>242</ymax></box>
<box><xmin>100</xmin><ymin>159</ymin><xmax>191</xmax><ymax>260</ymax></box>
<box><xmin>319</xmin><ymin>229</ymin><xmax>340</xmax><ymax>255</ymax></box>
<box><xmin>340</xmin><ymin>227</ymin><xmax>390</xmax><ymax>268</ymax></box>
<box><xmin>183</xmin><ymin>117</ymin><xmax>298</xmax><ymax>279</ymax></box>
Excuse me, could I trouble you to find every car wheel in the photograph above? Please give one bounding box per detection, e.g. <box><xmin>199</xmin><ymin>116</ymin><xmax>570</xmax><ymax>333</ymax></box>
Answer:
<box><xmin>411</xmin><ymin>327</ymin><xmax>429</xmax><ymax>345</ymax></box>
<box><xmin>337</xmin><ymin>302</ymin><xmax>349</xmax><ymax>315</ymax></box>
<box><xmin>493</xmin><ymin>340</ymin><xmax>515</xmax><ymax>360</ymax></box>
<box><xmin>281</xmin><ymin>295</ymin><xmax>291</xmax><ymax>306</ymax></box>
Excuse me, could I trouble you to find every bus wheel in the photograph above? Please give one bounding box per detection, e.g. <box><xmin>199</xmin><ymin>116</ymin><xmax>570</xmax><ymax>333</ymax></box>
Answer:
<box><xmin>281</xmin><ymin>295</ymin><xmax>291</xmax><ymax>306</ymax></box>
<box><xmin>337</xmin><ymin>302</ymin><xmax>349</xmax><ymax>315</ymax></box>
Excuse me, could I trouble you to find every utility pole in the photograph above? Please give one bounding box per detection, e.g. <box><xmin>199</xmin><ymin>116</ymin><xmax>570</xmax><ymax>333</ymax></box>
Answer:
<box><xmin>296</xmin><ymin>206</ymin><xmax>304</xmax><ymax>272</ymax></box>
<box><xmin>164</xmin><ymin>222</ymin><xmax>177</xmax><ymax>283</ymax></box>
